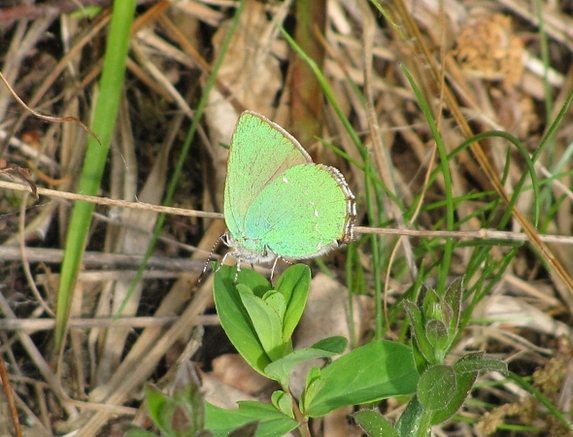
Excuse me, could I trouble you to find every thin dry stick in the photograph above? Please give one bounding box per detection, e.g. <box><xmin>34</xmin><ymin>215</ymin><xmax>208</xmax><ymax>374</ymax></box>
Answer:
<box><xmin>353</xmin><ymin>226</ymin><xmax>573</xmax><ymax>245</ymax></box>
<box><xmin>0</xmin><ymin>246</ymin><xmax>201</xmax><ymax>270</ymax></box>
<box><xmin>18</xmin><ymin>192</ymin><xmax>54</xmax><ymax>316</ymax></box>
<box><xmin>0</xmin><ymin>70</ymin><xmax>100</xmax><ymax>145</ymax></box>
<box><xmin>0</xmin><ymin>179</ymin><xmax>219</xmax><ymax>219</ymax></box>
<box><xmin>4</xmin><ymin>179</ymin><xmax>573</xmax><ymax>245</ymax></box>
<box><xmin>0</xmin><ymin>293</ymin><xmax>78</xmax><ymax>418</ymax></box>
<box><xmin>0</xmin><ymin>314</ymin><xmax>218</xmax><ymax>332</ymax></box>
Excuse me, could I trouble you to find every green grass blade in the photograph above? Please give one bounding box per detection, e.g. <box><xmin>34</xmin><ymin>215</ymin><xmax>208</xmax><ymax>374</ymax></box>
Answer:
<box><xmin>509</xmin><ymin>372</ymin><xmax>572</xmax><ymax>431</ymax></box>
<box><xmin>55</xmin><ymin>1</ymin><xmax>137</xmax><ymax>349</ymax></box>
<box><xmin>456</xmin><ymin>130</ymin><xmax>540</xmax><ymax>226</ymax></box>
<box><xmin>399</xmin><ymin>65</ymin><xmax>454</xmax><ymax>294</ymax></box>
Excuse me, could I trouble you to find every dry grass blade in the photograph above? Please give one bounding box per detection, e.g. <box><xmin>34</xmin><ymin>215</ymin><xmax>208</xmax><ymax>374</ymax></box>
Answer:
<box><xmin>0</xmin><ymin>71</ymin><xmax>100</xmax><ymax>146</ymax></box>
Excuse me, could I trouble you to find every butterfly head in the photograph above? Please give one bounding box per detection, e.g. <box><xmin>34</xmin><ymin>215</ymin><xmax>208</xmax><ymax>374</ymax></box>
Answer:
<box><xmin>221</xmin><ymin>232</ymin><xmax>278</xmax><ymax>264</ymax></box>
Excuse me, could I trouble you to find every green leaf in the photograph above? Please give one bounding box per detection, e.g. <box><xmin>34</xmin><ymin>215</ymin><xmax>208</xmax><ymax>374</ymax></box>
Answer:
<box><xmin>421</xmin><ymin>287</ymin><xmax>440</xmax><ymax>316</ymax></box>
<box><xmin>395</xmin><ymin>395</ymin><xmax>426</xmax><ymax>437</ymax></box>
<box><xmin>140</xmin><ymin>363</ymin><xmax>209</xmax><ymax>437</ymax></box>
<box><xmin>429</xmin><ymin>374</ymin><xmax>476</xmax><ymax>423</ymax></box>
<box><xmin>276</xmin><ymin>264</ymin><xmax>311</xmax><ymax>341</ymax></box>
<box><xmin>311</xmin><ymin>336</ymin><xmax>348</xmax><ymax>354</ymax></box>
<box><xmin>263</xmin><ymin>290</ymin><xmax>287</xmax><ymax>321</ymax></box>
<box><xmin>204</xmin><ymin>401</ymin><xmax>298</xmax><ymax>437</ymax></box>
<box><xmin>430</xmin><ymin>352</ymin><xmax>508</xmax><ymax>425</ymax></box>
<box><xmin>417</xmin><ymin>364</ymin><xmax>456</xmax><ymax>411</ymax></box>
<box><xmin>425</xmin><ymin>319</ymin><xmax>449</xmax><ymax>353</ymax></box>
<box><xmin>443</xmin><ymin>278</ymin><xmax>463</xmax><ymax>335</ymax></box>
<box><xmin>271</xmin><ymin>390</ymin><xmax>294</xmax><ymax>419</ymax></box>
<box><xmin>454</xmin><ymin>352</ymin><xmax>508</xmax><ymax>376</ymax></box>
<box><xmin>144</xmin><ymin>385</ymin><xmax>169</xmax><ymax>435</ymax></box>
<box><xmin>304</xmin><ymin>341</ymin><xmax>418</xmax><ymax>417</ymax></box>
<box><xmin>404</xmin><ymin>300</ymin><xmax>435</xmax><ymax>364</ymax></box>
<box><xmin>171</xmin><ymin>362</ymin><xmax>205</xmax><ymax>432</ymax></box>
<box><xmin>353</xmin><ymin>409</ymin><xmax>399</xmax><ymax>437</ymax></box>
<box><xmin>264</xmin><ymin>337</ymin><xmax>347</xmax><ymax>386</ymax></box>
<box><xmin>239</xmin><ymin>287</ymin><xmax>287</xmax><ymax>362</ymax></box>
<box><xmin>299</xmin><ymin>366</ymin><xmax>324</xmax><ymax>414</ymax></box>
<box><xmin>214</xmin><ymin>266</ymin><xmax>273</xmax><ymax>375</ymax></box>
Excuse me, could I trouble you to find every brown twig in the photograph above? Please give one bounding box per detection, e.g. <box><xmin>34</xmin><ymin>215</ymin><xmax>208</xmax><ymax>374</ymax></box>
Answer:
<box><xmin>0</xmin><ymin>70</ymin><xmax>100</xmax><ymax>147</ymax></box>
<box><xmin>4</xmin><ymin>178</ymin><xmax>573</xmax><ymax>246</ymax></box>
<box><xmin>0</xmin><ymin>346</ymin><xmax>23</xmax><ymax>437</ymax></box>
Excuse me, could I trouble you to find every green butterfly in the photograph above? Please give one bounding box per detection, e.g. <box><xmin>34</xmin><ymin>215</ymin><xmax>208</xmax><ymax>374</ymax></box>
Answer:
<box><xmin>222</xmin><ymin>111</ymin><xmax>356</xmax><ymax>273</ymax></box>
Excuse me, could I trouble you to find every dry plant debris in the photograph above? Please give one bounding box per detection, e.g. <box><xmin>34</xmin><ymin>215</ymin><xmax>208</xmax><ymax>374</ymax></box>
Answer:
<box><xmin>453</xmin><ymin>13</ymin><xmax>524</xmax><ymax>89</ymax></box>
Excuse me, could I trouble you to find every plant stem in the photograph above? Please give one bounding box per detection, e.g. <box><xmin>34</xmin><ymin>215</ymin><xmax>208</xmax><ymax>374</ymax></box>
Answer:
<box><xmin>292</xmin><ymin>394</ymin><xmax>311</xmax><ymax>437</ymax></box>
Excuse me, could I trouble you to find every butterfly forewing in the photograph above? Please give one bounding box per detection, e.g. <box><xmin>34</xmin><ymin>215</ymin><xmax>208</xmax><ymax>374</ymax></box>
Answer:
<box><xmin>224</xmin><ymin>111</ymin><xmax>310</xmax><ymax>239</ymax></box>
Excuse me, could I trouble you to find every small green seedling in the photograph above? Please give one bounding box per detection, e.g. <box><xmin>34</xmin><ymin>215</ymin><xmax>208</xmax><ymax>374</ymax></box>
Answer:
<box><xmin>355</xmin><ymin>280</ymin><xmax>508</xmax><ymax>437</ymax></box>
<box><xmin>124</xmin><ymin>362</ymin><xmax>258</xmax><ymax>437</ymax></box>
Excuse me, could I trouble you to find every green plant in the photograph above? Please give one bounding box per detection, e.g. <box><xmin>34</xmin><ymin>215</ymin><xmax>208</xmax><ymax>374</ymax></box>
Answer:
<box><xmin>208</xmin><ymin>265</ymin><xmax>506</xmax><ymax>436</ymax></box>
<box><xmin>355</xmin><ymin>280</ymin><xmax>508</xmax><ymax>437</ymax></box>
<box><xmin>55</xmin><ymin>0</ymin><xmax>137</xmax><ymax>349</ymax></box>
<box><xmin>127</xmin><ymin>265</ymin><xmax>507</xmax><ymax>437</ymax></box>
<box><xmin>207</xmin><ymin>264</ymin><xmax>420</xmax><ymax>436</ymax></box>
<box><xmin>124</xmin><ymin>361</ymin><xmax>258</xmax><ymax>437</ymax></box>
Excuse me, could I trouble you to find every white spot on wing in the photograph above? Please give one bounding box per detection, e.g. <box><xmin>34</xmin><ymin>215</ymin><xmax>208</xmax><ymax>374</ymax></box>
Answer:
<box><xmin>310</xmin><ymin>201</ymin><xmax>319</xmax><ymax>217</ymax></box>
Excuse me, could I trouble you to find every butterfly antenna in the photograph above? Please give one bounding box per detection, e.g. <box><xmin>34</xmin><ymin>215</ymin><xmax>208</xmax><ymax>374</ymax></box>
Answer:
<box><xmin>198</xmin><ymin>234</ymin><xmax>225</xmax><ymax>282</ymax></box>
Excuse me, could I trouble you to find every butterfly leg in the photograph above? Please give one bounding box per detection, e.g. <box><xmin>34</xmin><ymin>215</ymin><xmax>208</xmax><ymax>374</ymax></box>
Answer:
<box><xmin>233</xmin><ymin>258</ymin><xmax>243</xmax><ymax>282</ymax></box>
<box><xmin>269</xmin><ymin>257</ymin><xmax>281</xmax><ymax>283</ymax></box>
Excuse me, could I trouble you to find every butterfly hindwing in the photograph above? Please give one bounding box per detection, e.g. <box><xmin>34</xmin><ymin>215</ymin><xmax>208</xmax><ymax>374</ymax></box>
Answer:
<box><xmin>243</xmin><ymin>163</ymin><xmax>352</xmax><ymax>259</ymax></box>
